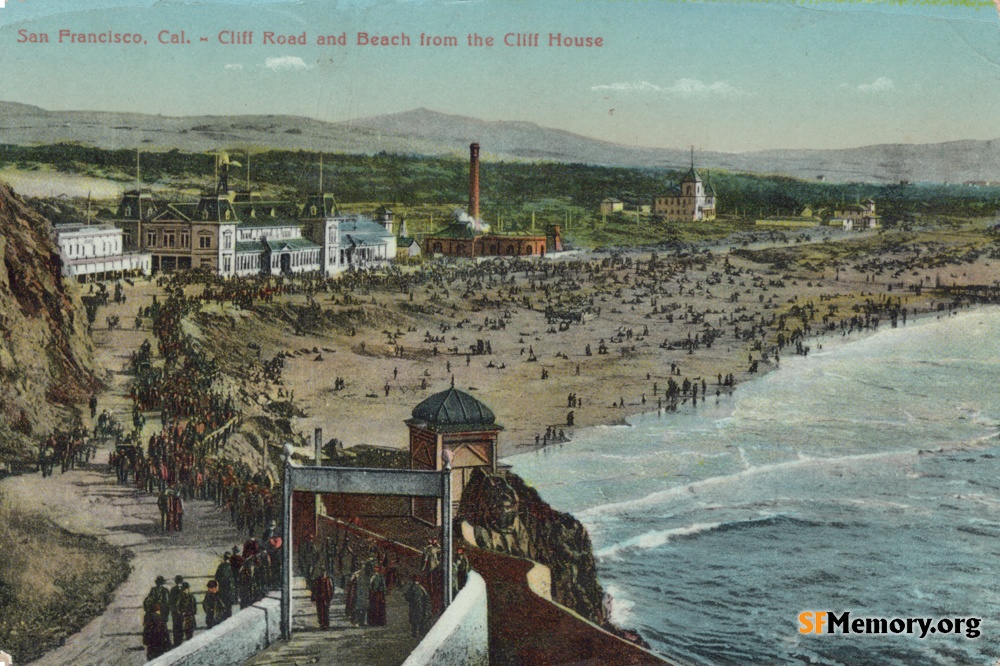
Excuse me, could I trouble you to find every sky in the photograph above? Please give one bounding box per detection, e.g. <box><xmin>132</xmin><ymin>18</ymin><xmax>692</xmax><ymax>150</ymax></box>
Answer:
<box><xmin>1</xmin><ymin>0</ymin><xmax>1000</xmax><ymax>152</ymax></box>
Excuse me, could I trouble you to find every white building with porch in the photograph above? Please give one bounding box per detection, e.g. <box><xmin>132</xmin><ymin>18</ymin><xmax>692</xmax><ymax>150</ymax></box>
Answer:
<box><xmin>233</xmin><ymin>217</ymin><xmax>321</xmax><ymax>277</ymax></box>
<box><xmin>53</xmin><ymin>223</ymin><xmax>151</xmax><ymax>280</ymax></box>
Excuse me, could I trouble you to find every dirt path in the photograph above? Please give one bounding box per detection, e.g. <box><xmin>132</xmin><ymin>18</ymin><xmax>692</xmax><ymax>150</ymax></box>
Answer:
<box><xmin>0</xmin><ymin>280</ymin><xmax>246</xmax><ymax>666</ymax></box>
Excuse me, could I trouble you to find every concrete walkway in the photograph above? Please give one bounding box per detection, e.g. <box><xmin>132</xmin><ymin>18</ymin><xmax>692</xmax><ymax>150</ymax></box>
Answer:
<box><xmin>246</xmin><ymin>576</ymin><xmax>422</xmax><ymax>666</ymax></box>
<box><xmin>0</xmin><ymin>281</ymin><xmax>247</xmax><ymax>666</ymax></box>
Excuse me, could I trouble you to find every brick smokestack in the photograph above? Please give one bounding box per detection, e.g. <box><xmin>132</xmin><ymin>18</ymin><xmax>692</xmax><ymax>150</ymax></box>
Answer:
<box><xmin>469</xmin><ymin>142</ymin><xmax>480</xmax><ymax>221</ymax></box>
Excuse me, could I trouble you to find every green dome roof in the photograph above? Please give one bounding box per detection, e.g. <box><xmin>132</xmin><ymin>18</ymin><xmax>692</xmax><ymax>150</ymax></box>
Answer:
<box><xmin>411</xmin><ymin>387</ymin><xmax>496</xmax><ymax>427</ymax></box>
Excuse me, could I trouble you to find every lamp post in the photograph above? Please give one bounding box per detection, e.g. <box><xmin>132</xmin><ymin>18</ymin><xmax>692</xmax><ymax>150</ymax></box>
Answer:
<box><xmin>442</xmin><ymin>455</ymin><xmax>453</xmax><ymax>610</ymax></box>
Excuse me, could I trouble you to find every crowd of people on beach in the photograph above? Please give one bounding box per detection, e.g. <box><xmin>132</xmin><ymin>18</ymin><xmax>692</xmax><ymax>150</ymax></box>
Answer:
<box><xmin>68</xmin><ymin>237</ymin><xmax>1000</xmax><ymax>663</ymax></box>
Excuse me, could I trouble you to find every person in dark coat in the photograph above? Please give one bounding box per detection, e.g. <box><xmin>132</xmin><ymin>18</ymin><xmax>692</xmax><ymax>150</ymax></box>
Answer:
<box><xmin>177</xmin><ymin>582</ymin><xmax>197</xmax><ymax>641</ymax></box>
<box><xmin>143</xmin><ymin>604</ymin><xmax>171</xmax><ymax>659</ymax></box>
<box><xmin>310</xmin><ymin>569</ymin><xmax>335</xmax><ymax>630</ymax></box>
<box><xmin>214</xmin><ymin>553</ymin><xmax>237</xmax><ymax>620</ymax></box>
<box><xmin>298</xmin><ymin>534</ymin><xmax>318</xmax><ymax>588</ymax></box>
<box><xmin>168</xmin><ymin>575</ymin><xmax>185</xmax><ymax>647</ymax></box>
<box><xmin>157</xmin><ymin>490</ymin><xmax>170</xmax><ymax>532</ymax></box>
<box><xmin>238</xmin><ymin>559</ymin><xmax>256</xmax><ymax>609</ymax></box>
<box><xmin>230</xmin><ymin>545</ymin><xmax>244</xmax><ymax>573</ymax></box>
<box><xmin>143</xmin><ymin>575</ymin><xmax>170</xmax><ymax>614</ymax></box>
<box><xmin>404</xmin><ymin>576</ymin><xmax>431</xmax><ymax>638</ymax></box>
<box><xmin>454</xmin><ymin>547</ymin><xmax>471</xmax><ymax>593</ymax></box>
<box><xmin>203</xmin><ymin>580</ymin><xmax>226</xmax><ymax>629</ymax></box>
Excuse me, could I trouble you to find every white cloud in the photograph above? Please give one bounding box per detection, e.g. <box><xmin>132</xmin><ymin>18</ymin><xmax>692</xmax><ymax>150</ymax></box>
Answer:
<box><xmin>664</xmin><ymin>78</ymin><xmax>741</xmax><ymax>97</ymax></box>
<box><xmin>224</xmin><ymin>63</ymin><xmax>244</xmax><ymax>71</ymax></box>
<box><xmin>857</xmin><ymin>77</ymin><xmax>894</xmax><ymax>93</ymax></box>
<box><xmin>591</xmin><ymin>80</ymin><xmax>663</xmax><ymax>93</ymax></box>
<box><xmin>592</xmin><ymin>78</ymin><xmax>742</xmax><ymax>98</ymax></box>
<box><xmin>264</xmin><ymin>56</ymin><xmax>308</xmax><ymax>71</ymax></box>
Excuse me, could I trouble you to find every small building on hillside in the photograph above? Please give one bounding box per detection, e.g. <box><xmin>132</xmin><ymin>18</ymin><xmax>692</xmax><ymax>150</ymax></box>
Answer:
<box><xmin>599</xmin><ymin>198</ymin><xmax>624</xmax><ymax>214</ymax></box>
<box><xmin>829</xmin><ymin>199</ymin><xmax>880</xmax><ymax>230</ymax></box>
<box><xmin>407</xmin><ymin>386</ymin><xmax>502</xmax><ymax>526</ymax></box>
<box><xmin>653</xmin><ymin>167</ymin><xmax>717</xmax><ymax>222</ymax></box>
<box><xmin>398</xmin><ymin>236</ymin><xmax>421</xmax><ymax>258</ymax></box>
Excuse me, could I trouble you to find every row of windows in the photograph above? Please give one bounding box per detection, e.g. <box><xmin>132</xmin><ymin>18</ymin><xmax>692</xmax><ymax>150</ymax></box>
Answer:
<box><xmin>238</xmin><ymin>228</ymin><xmax>299</xmax><ymax>241</ymax></box>
<box><xmin>428</xmin><ymin>242</ymin><xmax>541</xmax><ymax>256</ymax></box>
<box><xmin>62</xmin><ymin>238</ymin><xmax>122</xmax><ymax>258</ymax></box>
<box><xmin>340</xmin><ymin>247</ymin><xmax>385</xmax><ymax>263</ymax></box>
<box><xmin>237</xmin><ymin>254</ymin><xmax>261</xmax><ymax>271</ymax></box>
<box><xmin>273</xmin><ymin>250</ymin><xmax>320</xmax><ymax>268</ymax></box>
<box><xmin>144</xmin><ymin>231</ymin><xmax>232</xmax><ymax>250</ymax></box>
<box><xmin>236</xmin><ymin>250</ymin><xmax>321</xmax><ymax>272</ymax></box>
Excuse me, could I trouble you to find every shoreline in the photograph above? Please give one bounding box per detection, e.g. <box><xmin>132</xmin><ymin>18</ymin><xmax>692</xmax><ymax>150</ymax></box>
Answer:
<box><xmin>504</xmin><ymin>301</ymin><xmax>1000</xmax><ymax>519</ymax></box>
<box><xmin>503</xmin><ymin>298</ymin><xmax>999</xmax><ymax>462</ymax></box>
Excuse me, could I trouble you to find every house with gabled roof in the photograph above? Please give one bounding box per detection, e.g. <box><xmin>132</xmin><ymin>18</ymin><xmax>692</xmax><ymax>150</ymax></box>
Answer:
<box><xmin>653</xmin><ymin>166</ymin><xmax>717</xmax><ymax>222</ymax></box>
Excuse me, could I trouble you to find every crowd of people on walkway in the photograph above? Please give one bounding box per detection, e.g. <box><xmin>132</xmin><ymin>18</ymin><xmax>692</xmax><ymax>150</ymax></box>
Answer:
<box><xmin>141</xmin><ymin>524</ymin><xmax>285</xmax><ymax>660</ymax></box>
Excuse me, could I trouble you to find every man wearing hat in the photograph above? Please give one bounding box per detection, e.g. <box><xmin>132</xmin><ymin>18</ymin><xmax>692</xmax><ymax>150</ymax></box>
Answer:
<box><xmin>203</xmin><ymin>579</ymin><xmax>226</xmax><ymax>628</ymax></box>
<box><xmin>177</xmin><ymin>581</ymin><xmax>198</xmax><ymax>642</ymax></box>
<box><xmin>143</xmin><ymin>575</ymin><xmax>170</xmax><ymax>614</ymax></box>
<box><xmin>168</xmin><ymin>575</ymin><xmax>186</xmax><ymax>646</ymax></box>
<box><xmin>214</xmin><ymin>553</ymin><xmax>237</xmax><ymax>620</ymax></box>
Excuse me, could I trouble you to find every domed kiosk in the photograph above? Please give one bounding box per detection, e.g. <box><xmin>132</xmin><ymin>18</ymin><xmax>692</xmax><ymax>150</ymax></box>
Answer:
<box><xmin>407</xmin><ymin>385</ymin><xmax>502</xmax><ymax>525</ymax></box>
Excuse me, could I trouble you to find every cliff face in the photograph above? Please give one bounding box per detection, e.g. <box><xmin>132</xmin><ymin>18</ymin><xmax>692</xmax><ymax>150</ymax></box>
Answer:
<box><xmin>0</xmin><ymin>181</ymin><xmax>99</xmax><ymax>459</ymax></box>
<box><xmin>458</xmin><ymin>468</ymin><xmax>609</xmax><ymax>626</ymax></box>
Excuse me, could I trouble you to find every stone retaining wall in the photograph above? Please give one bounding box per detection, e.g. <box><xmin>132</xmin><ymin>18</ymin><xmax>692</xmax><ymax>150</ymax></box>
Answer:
<box><xmin>145</xmin><ymin>593</ymin><xmax>281</xmax><ymax>666</ymax></box>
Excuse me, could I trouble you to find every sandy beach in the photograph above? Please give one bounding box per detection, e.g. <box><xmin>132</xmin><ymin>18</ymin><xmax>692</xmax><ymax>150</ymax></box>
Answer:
<box><xmin>97</xmin><ymin>231</ymin><xmax>997</xmax><ymax>464</ymax></box>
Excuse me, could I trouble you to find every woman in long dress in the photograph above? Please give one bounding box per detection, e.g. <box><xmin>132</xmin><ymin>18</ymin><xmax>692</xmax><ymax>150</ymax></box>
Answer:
<box><xmin>368</xmin><ymin>566</ymin><xmax>387</xmax><ymax>626</ymax></box>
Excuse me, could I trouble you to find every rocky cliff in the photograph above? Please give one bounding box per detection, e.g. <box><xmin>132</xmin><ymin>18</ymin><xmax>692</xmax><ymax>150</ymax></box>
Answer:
<box><xmin>0</xmin><ymin>181</ymin><xmax>99</xmax><ymax>461</ymax></box>
<box><xmin>458</xmin><ymin>468</ymin><xmax>649</xmax><ymax>647</ymax></box>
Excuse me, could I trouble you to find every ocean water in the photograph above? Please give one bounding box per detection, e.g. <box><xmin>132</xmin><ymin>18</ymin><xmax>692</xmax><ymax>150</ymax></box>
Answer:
<box><xmin>506</xmin><ymin>308</ymin><xmax>1000</xmax><ymax>665</ymax></box>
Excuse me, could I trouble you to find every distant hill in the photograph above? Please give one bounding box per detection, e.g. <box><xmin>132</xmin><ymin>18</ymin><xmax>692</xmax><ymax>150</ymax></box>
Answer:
<box><xmin>2</xmin><ymin>102</ymin><xmax>999</xmax><ymax>184</ymax></box>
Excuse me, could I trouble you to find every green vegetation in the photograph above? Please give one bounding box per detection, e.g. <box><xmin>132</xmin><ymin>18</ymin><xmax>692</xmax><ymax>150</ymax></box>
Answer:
<box><xmin>0</xmin><ymin>491</ymin><xmax>131</xmax><ymax>663</ymax></box>
<box><xmin>5</xmin><ymin>143</ymin><xmax>1000</xmax><ymax>248</ymax></box>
